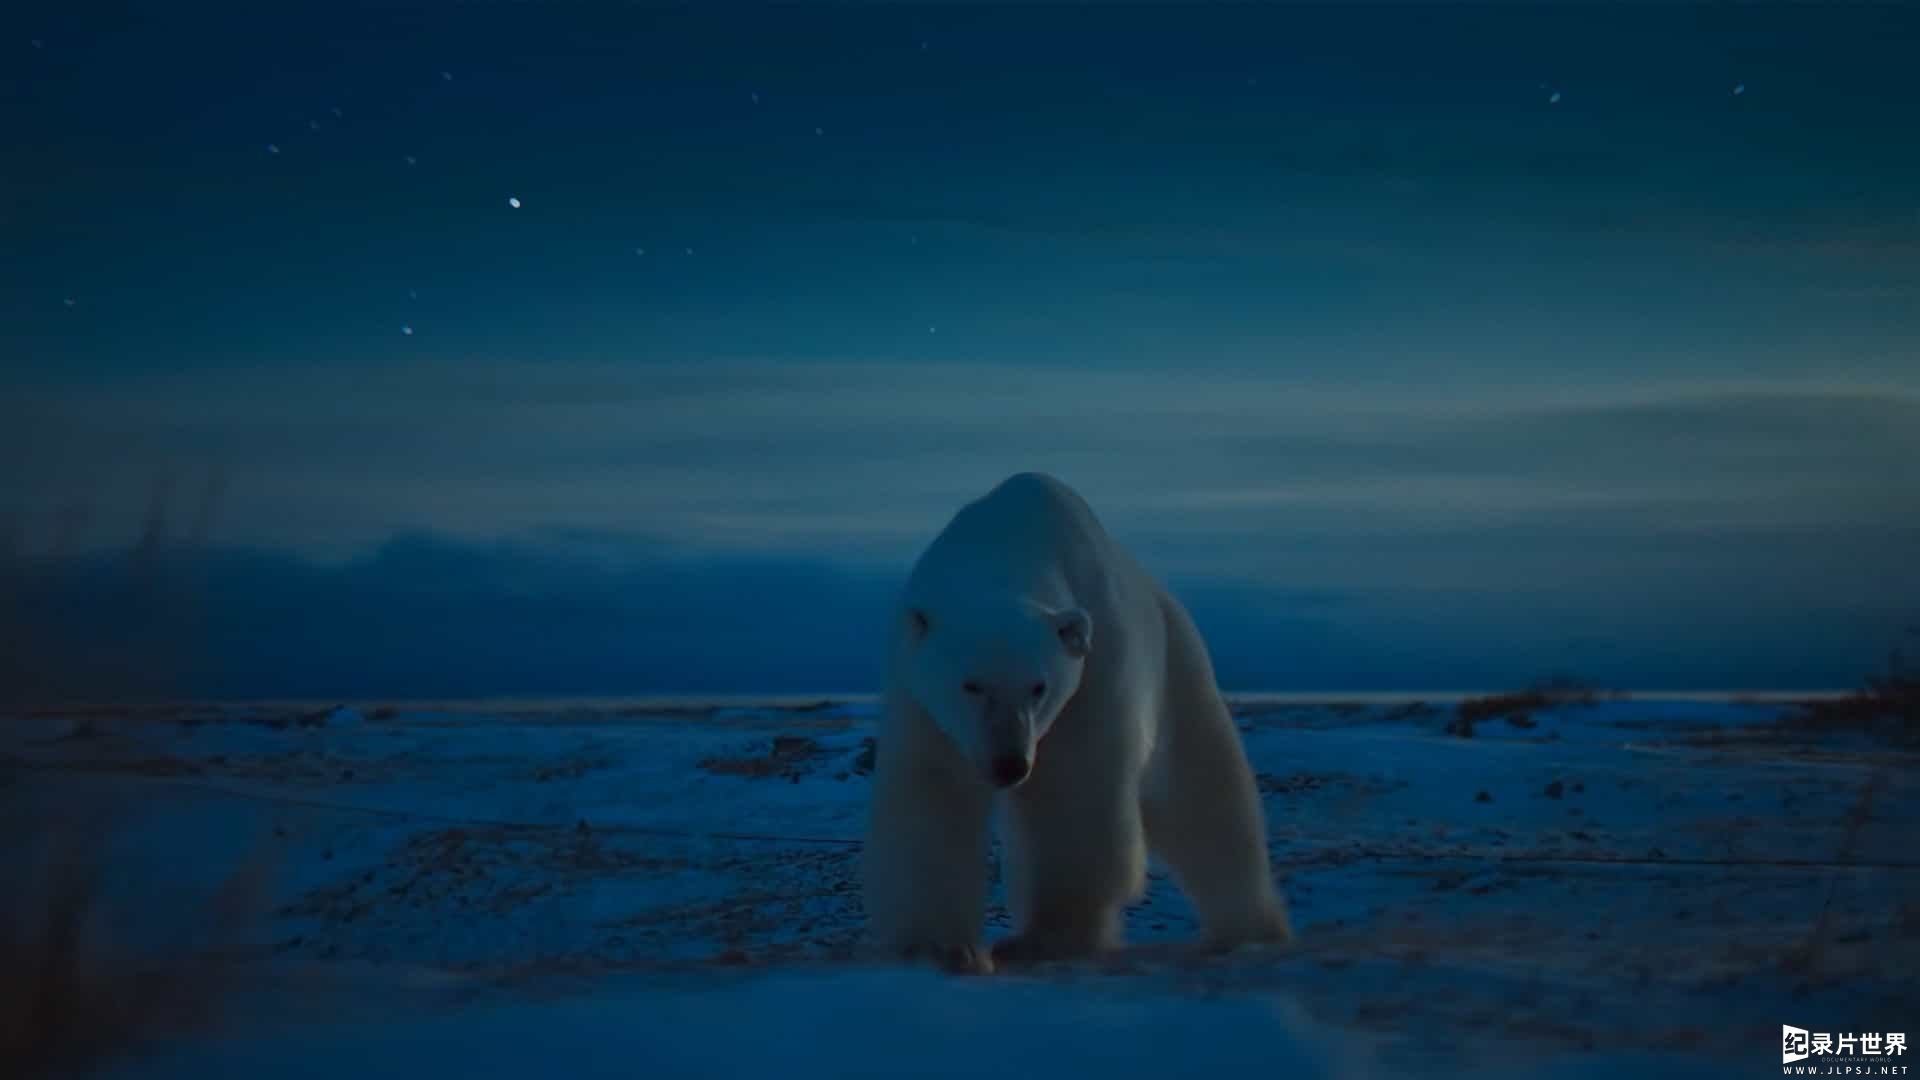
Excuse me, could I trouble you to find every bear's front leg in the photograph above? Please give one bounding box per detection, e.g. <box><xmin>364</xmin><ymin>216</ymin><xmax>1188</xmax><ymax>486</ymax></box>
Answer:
<box><xmin>993</xmin><ymin>774</ymin><xmax>1147</xmax><ymax>969</ymax></box>
<box><xmin>1139</xmin><ymin>679</ymin><xmax>1294</xmax><ymax>953</ymax></box>
<box><xmin>861</xmin><ymin>734</ymin><xmax>995</xmax><ymax>975</ymax></box>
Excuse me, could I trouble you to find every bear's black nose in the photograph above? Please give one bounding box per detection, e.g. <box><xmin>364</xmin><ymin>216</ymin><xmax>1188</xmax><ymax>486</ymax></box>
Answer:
<box><xmin>990</xmin><ymin>755</ymin><xmax>1030</xmax><ymax>788</ymax></box>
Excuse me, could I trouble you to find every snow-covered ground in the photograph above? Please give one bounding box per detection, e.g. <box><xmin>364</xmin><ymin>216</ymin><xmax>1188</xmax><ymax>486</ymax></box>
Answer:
<box><xmin>4</xmin><ymin>695</ymin><xmax>1914</xmax><ymax>1078</ymax></box>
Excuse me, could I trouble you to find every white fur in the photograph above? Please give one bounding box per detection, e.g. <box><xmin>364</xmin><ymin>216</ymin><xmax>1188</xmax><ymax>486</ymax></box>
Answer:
<box><xmin>861</xmin><ymin>472</ymin><xmax>1292</xmax><ymax>972</ymax></box>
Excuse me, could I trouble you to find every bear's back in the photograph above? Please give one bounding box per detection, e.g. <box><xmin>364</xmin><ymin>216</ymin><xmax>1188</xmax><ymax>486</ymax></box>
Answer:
<box><xmin>974</xmin><ymin>471</ymin><xmax>1102</xmax><ymax>535</ymax></box>
<box><xmin>930</xmin><ymin>470</ymin><xmax>1102</xmax><ymax>556</ymax></box>
<box><xmin>906</xmin><ymin>472</ymin><xmax>1133</xmax><ymax>604</ymax></box>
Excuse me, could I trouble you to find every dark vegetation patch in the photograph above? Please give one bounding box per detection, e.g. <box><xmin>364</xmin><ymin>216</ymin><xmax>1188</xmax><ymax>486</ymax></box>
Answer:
<box><xmin>1414</xmin><ymin>867</ymin><xmax>1516</xmax><ymax>896</ymax></box>
<box><xmin>35</xmin><ymin>755</ymin><xmax>204</xmax><ymax>779</ymax></box>
<box><xmin>286</xmin><ymin>825</ymin><xmax>689</xmax><ymax>927</ymax></box>
<box><xmin>1737</xmin><ymin>633</ymin><xmax>1920</xmax><ymax>750</ymax></box>
<box><xmin>1784</xmin><ymin>678</ymin><xmax>1920</xmax><ymax>748</ymax></box>
<box><xmin>168</xmin><ymin>706</ymin><xmax>358</xmax><ymax>732</ymax></box>
<box><xmin>1256</xmin><ymin>771</ymin><xmax>1408</xmax><ymax>798</ymax></box>
<box><xmin>1235</xmin><ymin>700</ymin><xmax>1440</xmax><ymax>730</ymax></box>
<box><xmin>614</xmin><ymin>704</ymin><xmax>720</xmax><ymax>722</ymax></box>
<box><xmin>697</xmin><ymin>735</ymin><xmax>828</xmax><ymax>781</ymax></box>
<box><xmin>592</xmin><ymin>846</ymin><xmax>866</xmax><ymax>963</ymax></box>
<box><xmin>530</xmin><ymin>756</ymin><xmax>617</xmax><ymax>783</ymax></box>
<box><xmin>1448</xmin><ymin>677</ymin><xmax>1602</xmax><ymax>738</ymax></box>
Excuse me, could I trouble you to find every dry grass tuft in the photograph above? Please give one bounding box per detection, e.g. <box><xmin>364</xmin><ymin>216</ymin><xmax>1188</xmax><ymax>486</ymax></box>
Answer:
<box><xmin>1789</xmin><ymin>680</ymin><xmax>1920</xmax><ymax>747</ymax></box>
<box><xmin>1786</xmin><ymin>628</ymin><xmax>1920</xmax><ymax>748</ymax></box>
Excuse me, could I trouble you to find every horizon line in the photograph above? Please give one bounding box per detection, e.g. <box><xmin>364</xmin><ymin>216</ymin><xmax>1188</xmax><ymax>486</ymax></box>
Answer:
<box><xmin>10</xmin><ymin>688</ymin><xmax>1856</xmax><ymax>715</ymax></box>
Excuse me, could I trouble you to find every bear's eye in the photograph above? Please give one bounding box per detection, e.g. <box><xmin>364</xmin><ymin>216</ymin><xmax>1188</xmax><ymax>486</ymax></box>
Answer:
<box><xmin>1030</xmin><ymin>682</ymin><xmax>1047</xmax><ymax>699</ymax></box>
<box><xmin>961</xmin><ymin>681</ymin><xmax>984</xmax><ymax>696</ymax></box>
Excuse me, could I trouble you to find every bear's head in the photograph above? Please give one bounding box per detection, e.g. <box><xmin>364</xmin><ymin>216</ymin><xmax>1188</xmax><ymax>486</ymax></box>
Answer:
<box><xmin>898</xmin><ymin>599</ymin><xmax>1092</xmax><ymax>789</ymax></box>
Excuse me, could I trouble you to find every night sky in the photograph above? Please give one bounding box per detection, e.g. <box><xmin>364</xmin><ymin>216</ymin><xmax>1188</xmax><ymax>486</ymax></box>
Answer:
<box><xmin>5</xmin><ymin>2</ymin><xmax>1918</xmax><ymax>698</ymax></box>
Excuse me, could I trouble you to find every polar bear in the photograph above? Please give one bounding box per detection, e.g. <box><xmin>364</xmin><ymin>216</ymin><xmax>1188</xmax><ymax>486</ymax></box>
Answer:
<box><xmin>861</xmin><ymin>472</ymin><xmax>1292</xmax><ymax>974</ymax></box>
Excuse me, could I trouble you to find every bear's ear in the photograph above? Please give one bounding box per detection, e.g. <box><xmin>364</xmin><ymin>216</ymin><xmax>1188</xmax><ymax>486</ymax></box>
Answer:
<box><xmin>1052</xmin><ymin>608</ymin><xmax>1092</xmax><ymax>659</ymax></box>
<box><xmin>905</xmin><ymin>607</ymin><xmax>931</xmax><ymax>645</ymax></box>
